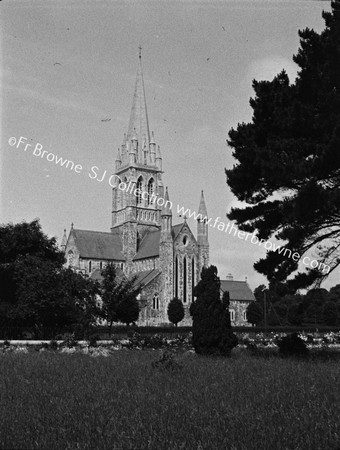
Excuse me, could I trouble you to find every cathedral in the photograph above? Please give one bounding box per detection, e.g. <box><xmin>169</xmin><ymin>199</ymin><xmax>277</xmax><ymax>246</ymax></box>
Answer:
<box><xmin>61</xmin><ymin>52</ymin><xmax>254</xmax><ymax>326</ymax></box>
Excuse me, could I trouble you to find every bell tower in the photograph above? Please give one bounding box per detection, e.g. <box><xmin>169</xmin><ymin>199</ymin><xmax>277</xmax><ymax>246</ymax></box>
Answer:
<box><xmin>111</xmin><ymin>49</ymin><xmax>164</xmax><ymax>269</ymax></box>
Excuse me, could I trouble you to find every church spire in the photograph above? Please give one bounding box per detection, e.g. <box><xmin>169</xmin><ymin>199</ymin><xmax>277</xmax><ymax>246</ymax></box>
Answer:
<box><xmin>161</xmin><ymin>187</ymin><xmax>172</xmax><ymax>217</ymax></box>
<box><xmin>127</xmin><ymin>48</ymin><xmax>150</xmax><ymax>147</ymax></box>
<box><xmin>197</xmin><ymin>190</ymin><xmax>209</xmax><ymax>270</ymax></box>
<box><xmin>161</xmin><ymin>187</ymin><xmax>172</xmax><ymax>238</ymax></box>
<box><xmin>198</xmin><ymin>190</ymin><xmax>208</xmax><ymax>218</ymax></box>
<box><xmin>60</xmin><ymin>228</ymin><xmax>67</xmax><ymax>252</ymax></box>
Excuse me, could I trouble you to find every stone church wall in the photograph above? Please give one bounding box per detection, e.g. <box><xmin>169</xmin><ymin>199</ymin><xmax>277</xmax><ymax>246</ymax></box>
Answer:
<box><xmin>137</xmin><ymin>275</ymin><xmax>167</xmax><ymax>325</ymax></box>
<box><xmin>229</xmin><ymin>300</ymin><xmax>252</xmax><ymax>326</ymax></box>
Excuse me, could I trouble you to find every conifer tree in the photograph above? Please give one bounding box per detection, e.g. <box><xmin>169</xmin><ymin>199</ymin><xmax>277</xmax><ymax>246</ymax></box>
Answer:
<box><xmin>226</xmin><ymin>1</ymin><xmax>340</xmax><ymax>289</ymax></box>
<box><xmin>191</xmin><ymin>266</ymin><xmax>238</xmax><ymax>356</ymax></box>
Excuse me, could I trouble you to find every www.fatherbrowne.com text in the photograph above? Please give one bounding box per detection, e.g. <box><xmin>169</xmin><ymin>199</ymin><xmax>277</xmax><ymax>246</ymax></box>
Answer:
<box><xmin>9</xmin><ymin>135</ymin><xmax>330</xmax><ymax>274</ymax></box>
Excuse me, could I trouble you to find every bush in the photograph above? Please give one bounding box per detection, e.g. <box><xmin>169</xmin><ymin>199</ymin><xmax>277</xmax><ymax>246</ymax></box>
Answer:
<box><xmin>167</xmin><ymin>298</ymin><xmax>185</xmax><ymax>326</ymax></box>
<box><xmin>151</xmin><ymin>350</ymin><xmax>183</xmax><ymax>372</ymax></box>
<box><xmin>88</xmin><ymin>335</ymin><xmax>100</xmax><ymax>348</ymax></box>
<box><xmin>62</xmin><ymin>334</ymin><xmax>78</xmax><ymax>348</ymax></box>
<box><xmin>276</xmin><ymin>333</ymin><xmax>309</xmax><ymax>356</ymax></box>
<box><xmin>49</xmin><ymin>340</ymin><xmax>59</xmax><ymax>351</ymax></box>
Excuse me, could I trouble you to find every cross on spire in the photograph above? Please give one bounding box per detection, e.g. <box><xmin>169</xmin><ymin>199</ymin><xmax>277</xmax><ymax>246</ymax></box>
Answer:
<box><xmin>127</xmin><ymin>46</ymin><xmax>150</xmax><ymax>144</ymax></box>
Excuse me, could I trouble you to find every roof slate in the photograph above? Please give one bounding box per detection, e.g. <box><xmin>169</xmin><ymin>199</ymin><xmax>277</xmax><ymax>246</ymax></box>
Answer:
<box><xmin>90</xmin><ymin>267</ymin><xmax>125</xmax><ymax>282</ymax></box>
<box><xmin>220</xmin><ymin>280</ymin><xmax>255</xmax><ymax>301</ymax></box>
<box><xmin>171</xmin><ymin>223</ymin><xmax>184</xmax><ymax>240</ymax></box>
<box><xmin>73</xmin><ymin>222</ymin><xmax>188</xmax><ymax>262</ymax></box>
<box><xmin>133</xmin><ymin>223</ymin><xmax>186</xmax><ymax>260</ymax></box>
<box><xmin>134</xmin><ymin>230</ymin><xmax>161</xmax><ymax>260</ymax></box>
<box><xmin>72</xmin><ymin>229</ymin><xmax>124</xmax><ymax>260</ymax></box>
<box><xmin>130</xmin><ymin>269</ymin><xmax>161</xmax><ymax>288</ymax></box>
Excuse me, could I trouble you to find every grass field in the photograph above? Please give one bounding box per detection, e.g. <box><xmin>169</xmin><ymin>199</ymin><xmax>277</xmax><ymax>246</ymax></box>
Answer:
<box><xmin>0</xmin><ymin>350</ymin><xmax>339</xmax><ymax>450</ymax></box>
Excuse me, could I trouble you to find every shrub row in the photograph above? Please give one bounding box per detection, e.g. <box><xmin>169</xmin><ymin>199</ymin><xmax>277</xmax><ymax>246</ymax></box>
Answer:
<box><xmin>1</xmin><ymin>324</ymin><xmax>339</xmax><ymax>340</ymax></box>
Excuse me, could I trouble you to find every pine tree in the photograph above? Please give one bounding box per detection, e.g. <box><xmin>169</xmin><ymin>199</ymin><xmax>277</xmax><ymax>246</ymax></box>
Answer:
<box><xmin>191</xmin><ymin>266</ymin><xmax>238</xmax><ymax>356</ymax></box>
<box><xmin>167</xmin><ymin>297</ymin><xmax>185</xmax><ymax>326</ymax></box>
<box><xmin>226</xmin><ymin>1</ymin><xmax>340</xmax><ymax>290</ymax></box>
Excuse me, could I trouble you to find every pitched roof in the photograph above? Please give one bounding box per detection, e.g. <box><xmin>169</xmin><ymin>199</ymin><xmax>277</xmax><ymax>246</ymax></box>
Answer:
<box><xmin>198</xmin><ymin>190</ymin><xmax>208</xmax><ymax>218</ymax></box>
<box><xmin>171</xmin><ymin>223</ymin><xmax>184</xmax><ymax>240</ymax></box>
<box><xmin>90</xmin><ymin>267</ymin><xmax>125</xmax><ymax>282</ymax></box>
<box><xmin>134</xmin><ymin>230</ymin><xmax>161</xmax><ymax>260</ymax></box>
<box><xmin>130</xmin><ymin>269</ymin><xmax>161</xmax><ymax>289</ymax></box>
<box><xmin>133</xmin><ymin>222</ymin><xmax>188</xmax><ymax>260</ymax></box>
<box><xmin>220</xmin><ymin>280</ymin><xmax>255</xmax><ymax>302</ymax></box>
<box><xmin>72</xmin><ymin>229</ymin><xmax>124</xmax><ymax>260</ymax></box>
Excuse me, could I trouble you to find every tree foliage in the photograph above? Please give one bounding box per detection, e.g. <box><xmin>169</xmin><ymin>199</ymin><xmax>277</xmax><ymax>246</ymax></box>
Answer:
<box><xmin>250</xmin><ymin>281</ymin><xmax>340</xmax><ymax>326</ymax></box>
<box><xmin>246</xmin><ymin>302</ymin><xmax>263</xmax><ymax>326</ymax></box>
<box><xmin>226</xmin><ymin>1</ymin><xmax>340</xmax><ymax>289</ymax></box>
<box><xmin>167</xmin><ymin>297</ymin><xmax>185</xmax><ymax>326</ymax></box>
<box><xmin>0</xmin><ymin>219</ymin><xmax>65</xmax><ymax>305</ymax></box>
<box><xmin>116</xmin><ymin>295</ymin><xmax>140</xmax><ymax>326</ymax></box>
<box><xmin>323</xmin><ymin>301</ymin><xmax>339</xmax><ymax>325</ymax></box>
<box><xmin>101</xmin><ymin>264</ymin><xmax>141</xmax><ymax>329</ymax></box>
<box><xmin>191</xmin><ymin>266</ymin><xmax>238</xmax><ymax>356</ymax></box>
<box><xmin>0</xmin><ymin>220</ymin><xmax>100</xmax><ymax>336</ymax></box>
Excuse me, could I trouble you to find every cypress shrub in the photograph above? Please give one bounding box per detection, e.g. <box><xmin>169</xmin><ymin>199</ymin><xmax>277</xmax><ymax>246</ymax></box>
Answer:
<box><xmin>191</xmin><ymin>266</ymin><xmax>238</xmax><ymax>356</ymax></box>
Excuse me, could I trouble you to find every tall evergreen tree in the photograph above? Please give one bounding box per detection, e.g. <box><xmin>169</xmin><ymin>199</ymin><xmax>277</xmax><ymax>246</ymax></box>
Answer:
<box><xmin>191</xmin><ymin>266</ymin><xmax>238</xmax><ymax>356</ymax></box>
<box><xmin>226</xmin><ymin>1</ymin><xmax>340</xmax><ymax>290</ymax></box>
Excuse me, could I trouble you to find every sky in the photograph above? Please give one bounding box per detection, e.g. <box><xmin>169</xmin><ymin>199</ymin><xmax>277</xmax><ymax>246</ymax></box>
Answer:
<box><xmin>1</xmin><ymin>0</ymin><xmax>335</xmax><ymax>292</ymax></box>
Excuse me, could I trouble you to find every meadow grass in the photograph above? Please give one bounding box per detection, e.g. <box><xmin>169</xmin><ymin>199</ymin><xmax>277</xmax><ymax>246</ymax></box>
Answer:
<box><xmin>0</xmin><ymin>350</ymin><xmax>339</xmax><ymax>450</ymax></box>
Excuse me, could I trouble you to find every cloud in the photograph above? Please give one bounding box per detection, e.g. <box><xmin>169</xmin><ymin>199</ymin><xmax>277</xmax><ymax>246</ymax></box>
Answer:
<box><xmin>248</xmin><ymin>56</ymin><xmax>298</xmax><ymax>84</ymax></box>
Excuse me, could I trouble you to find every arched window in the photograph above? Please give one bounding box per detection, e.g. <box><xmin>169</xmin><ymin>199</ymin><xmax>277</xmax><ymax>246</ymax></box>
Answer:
<box><xmin>183</xmin><ymin>256</ymin><xmax>187</xmax><ymax>303</ymax></box>
<box><xmin>175</xmin><ymin>256</ymin><xmax>178</xmax><ymax>298</ymax></box>
<box><xmin>243</xmin><ymin>311</ymin><xmax>247</xmax><ymax>322</ymax></box>
<box><xmin>191</xmin><ymin>257</ymin><xmax>195</xmax><ymax>301</ymax></box>
<box><xmin>68</xmin><ymin>250</ymin><xmax>74</xmax><ymax>267</ymax></box>
<box><xmin>147</xmin><ymin>178</ymin><xmax>155</xmax><ymax>205</ymax></box>
<box><xmin>136</xmin><ymin>176</ymin><xmax>143</xmax><ymax>205</ymax></box>
<box><xmin>123</xmin><ymin>177</ymin><xmax>128</xmax><ymax>208</ymax></box>
<box><xmin>230</xmin><ymin>310</ymin><xmax>235</xmax><ymax>322</ymax></box>
<box><xmin>152</xmin><ymin>295</ymin><xmax>159</xmax><ymax>310</ymax></box>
